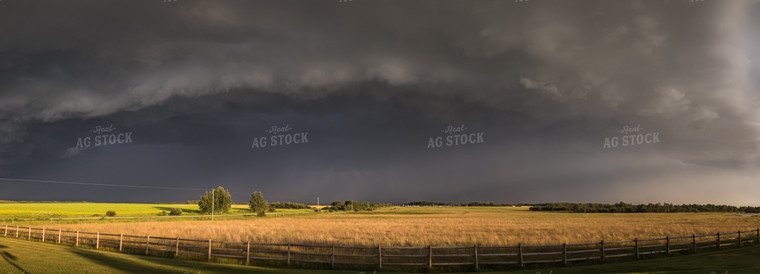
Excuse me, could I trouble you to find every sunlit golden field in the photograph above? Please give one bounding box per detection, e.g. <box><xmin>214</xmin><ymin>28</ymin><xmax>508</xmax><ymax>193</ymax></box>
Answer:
<box><xmin>38</xmin><ymin>206</ymin><xmax>760</xmax><ymax>247</ymax></box>
<box><xmin>0</xmin><ymin>203</ymin><xmax>254</xmax><ymax>217</ymax></box>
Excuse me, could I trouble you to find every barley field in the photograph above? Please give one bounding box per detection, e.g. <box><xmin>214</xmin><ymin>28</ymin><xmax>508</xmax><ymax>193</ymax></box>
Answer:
<box><xmin>34</xmin><ymin>206</ymin><xmax>760</xmax><ymax>247</ymax></box>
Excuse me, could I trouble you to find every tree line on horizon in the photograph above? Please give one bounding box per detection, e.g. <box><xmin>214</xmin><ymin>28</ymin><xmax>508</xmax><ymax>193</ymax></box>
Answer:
<box><xmin>195</xmin><ymin>187</ymin><xmax>393</xmax><ymax>215</ymax></box>
<box><xmin>529</xmin><ymin>202</ymin><xmax>760</xmax><ymax>213</ymax></box>
<box><xmin>193</xmin><ymin>190</ymin><xmax>760</xmax><ymax>214</ymax></box>
<box><xmin>404</xmin><ymin>201</ymin><xmax>517</xmax><ymax>207</ymax></box>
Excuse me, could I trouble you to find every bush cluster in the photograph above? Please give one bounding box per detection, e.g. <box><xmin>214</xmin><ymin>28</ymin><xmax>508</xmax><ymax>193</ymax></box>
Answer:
<box><xmin>269</xmin><ymin>202</ymin><xmax>311</xmax><ymax>209</ymax></box>
<box><xmin>323</xmin><ymin>200</ymin><xmax>391</xmax><ymax>212</ymax></box>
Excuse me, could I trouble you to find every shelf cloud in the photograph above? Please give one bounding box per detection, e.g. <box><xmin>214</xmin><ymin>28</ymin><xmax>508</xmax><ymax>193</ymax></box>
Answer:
<box><xmin>0</xmin><ymin>0</ymin><xmax>758</xmax><ymax>204</ymax></box>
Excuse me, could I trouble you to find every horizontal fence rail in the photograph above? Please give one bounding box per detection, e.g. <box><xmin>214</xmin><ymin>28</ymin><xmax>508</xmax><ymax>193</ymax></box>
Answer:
<box><xmin>1</xmin><ymin>224</ymin><xmax>759</xmax><ymax>271</ymax></box>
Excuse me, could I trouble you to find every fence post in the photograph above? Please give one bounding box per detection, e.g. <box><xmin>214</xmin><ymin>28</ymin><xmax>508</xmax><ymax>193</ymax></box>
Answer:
<box><xmin>27</xmin><ymin>227</ymin><xmax>31</xmax><ymax>240</ymax></box>
<box><xmin>207</xmin><ymin>239</ymin><xmax>212</xmax><ymax>261</ymax></box>
<box><xmin>3</xmin><ymin>225</ymin><xmax>6</xmax><ymax>237</ymax></box>
<box><xmin>286</xmin><ymin>242</ymin><xmax>291</xmax><ymax>267</ymax></box>
<box><xmin>738</xmin><ymin>231</ymin><xmax>742</xmax><ymax>247</ymax></box>
<box><xmin>692</xmin><ymin>234</ymin><xmax>696</xmax><ymax>253</ymax></box>
<box><xmin>119</xmin><ymin>234</ymin><xmax>123</xmax><ymax>251</ymax></box>
<box><xmin>15</xmin><ymin>226</ymin><xmax>18</xmax><ymax>238</ymax></box>
<box><xmin>96</xmin><ymin>232</ymin><xmax>100</xmax><ymax>249</ymax></box>
<box><xmin>378</xmin><ymin>245</ymin><xmax>382</xmax><ymax>269</ymax></box>
<box><xmin>600</xmin><ymin>240</ymin><xmax>605</xmax><ymax>263</ymax></box>
<box><xmin>146</xmin><ymin>236</ymin><xmax>151</xmax><ymax>255</ymax></box>
<box><xmin>331</xmin><ymin>245</ymin><xmax>335</xmax><ymax>268</ymax></box>
<box><xmin>474</xmin><ymin>245</ymin><xmax>479</xmax><ymax>270</ymax></box>
<box><xmin>246</xmin><ymin>241</ymin><xmax>250</xmax><ymax>265</ymax></box>
<box><xmin>76</xmin><ymin>231</ymin><xmax>79</xmax><ymax>247</ymax></box>
<box><xmin>42</xmin><ymin>228</ymin><xmax>46</xmax><ymax>242</ymax></box>
<box><xmin>518</xmin><ymin>243</ymin><xmax>523</xmax><ymax>267</ymax></box>
<box><xmin>57</xmin><ymin>229</ymin><xmax>61</xmax><ymax>244</ymax></box>
<box><xmin>562</xmin><ymin>243</ymin><xmax>567</xmax><ymax>265</ymax></box>
<box><xmin>175</xmin><ymin>237</ymin><xmax>180</xmax><ymax>258</ymax></box>
<box><xmin>428</xmin><ymin>246</ymin><xmax>433</xmax><ymax>269</ymax></box>
<box><xmin>666</xmin><ymin>236</ymin><xmax>670</xmax><ymax>255</ymax></box>
<box><xmin>635</xmin><ymin>238</ymin><xmax>639</xmax><ymax>259</ymax></box>
<box><xmin>717</xmin><ymin>232</ymin><xmax>721</xmax><ymax>250</ymax></box>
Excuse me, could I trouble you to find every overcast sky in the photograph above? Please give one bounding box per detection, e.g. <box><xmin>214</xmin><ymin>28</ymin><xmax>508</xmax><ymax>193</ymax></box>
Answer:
<box><xmin>0</xmin><ymin>0</ymin><xmax>759</xmax><ymax>205</ymax></box>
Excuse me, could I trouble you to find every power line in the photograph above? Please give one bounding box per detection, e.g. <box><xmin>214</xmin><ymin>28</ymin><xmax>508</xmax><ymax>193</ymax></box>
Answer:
<box><xmin>0</xmin><ymin>177</ymin><xmax>256</xmax><ymax>199</ymax></box>
<box><xmin>0</xmin><ymin>177</ymin><xmax>207</xmax><ymax>191</ymax></box>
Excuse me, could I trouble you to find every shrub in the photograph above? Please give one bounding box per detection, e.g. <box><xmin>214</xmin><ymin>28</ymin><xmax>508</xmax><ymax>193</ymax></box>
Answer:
<box><xmin>105</xmin><ymin>210</ymin><xmax>116</xmax><ymax>217</ymax></box>
<box><xmin>169</xmin><ymin>208</ymin><xmax>182</xmax><ymax>216</ymax></box>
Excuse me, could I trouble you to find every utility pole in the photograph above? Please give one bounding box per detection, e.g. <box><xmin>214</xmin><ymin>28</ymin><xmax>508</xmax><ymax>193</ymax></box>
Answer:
<box><xmin>211</xmin><ymin>188</ymin><xmax>215</xmax><ymax>221</ymax></box>
<box><xmin>317</xmin><ymin>196</ymin><xmax>320</xmax><ymax>212</ymax></box>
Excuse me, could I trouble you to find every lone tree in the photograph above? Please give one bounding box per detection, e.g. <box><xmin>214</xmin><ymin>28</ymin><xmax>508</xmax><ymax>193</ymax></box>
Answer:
<box><xmin>249</xmin><ymin>191</ymin><xmax>269</xmax><ymax>217</ymax></box>
<box><xmin>198</xmin><ymin>186</ymin><xmax>232</xmax><ymax>214</ymax></box>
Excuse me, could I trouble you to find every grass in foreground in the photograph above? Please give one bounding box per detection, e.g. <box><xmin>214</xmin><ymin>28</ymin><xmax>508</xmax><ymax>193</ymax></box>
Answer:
<box><xmin>502</xmin><ymin>244</ymin><xmax>760</xmax><ymax>274</ymax></box>
<box><xmin>0</xmin><ymin>236</ymin><xmax>347</xmax><ymax>274</ymax></box>
<box><xmin>2</xmin><ymin>235</ymin><xmax>760</xmax><ymax>273</ymax></box>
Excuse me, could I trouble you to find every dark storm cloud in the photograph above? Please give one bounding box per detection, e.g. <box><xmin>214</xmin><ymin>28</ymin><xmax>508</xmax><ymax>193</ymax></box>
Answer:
<box><xmin>0</xmin><ymin>0</ymin><xmax>759</xmax><ymax>204</ymax></box>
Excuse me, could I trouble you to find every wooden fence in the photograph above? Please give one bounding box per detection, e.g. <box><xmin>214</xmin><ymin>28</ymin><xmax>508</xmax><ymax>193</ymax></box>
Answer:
<box><xmin>2</xmin><ymin>225</ymin><xmax>759</xmax><ymax>271</ymax></box>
